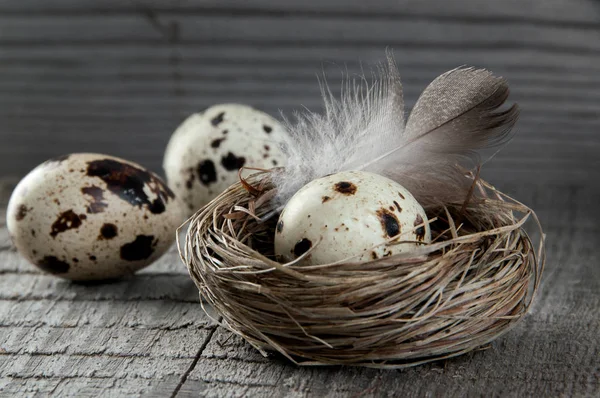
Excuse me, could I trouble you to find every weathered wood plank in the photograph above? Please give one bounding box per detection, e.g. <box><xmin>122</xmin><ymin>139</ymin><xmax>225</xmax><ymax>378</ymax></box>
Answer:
<box><xmin>0</xmin><ymin>186</ymin><xmax>599</xmax><ymax>397</ymax></box>
<box><xmin>0</xmin><ymin>354</ymin><xmax>192</xmax><ymax>379</ymax></box>
<box><xmin>1</xmin><ymin>76</ymin><xmax>599</xmax><ymax>107</ymax></box>
<box><xmin>2</xmin><ymin>45</ymin><xmax>599</xmax><ymax>72</ymax></box>
<box><xmin>1</xmin><ymin>15</ymin><xmax>598</xmax><ymax>54</ymax></box>
<box><xmin>0</xmin><ymin>300</ymin><xmax>212</xmax><ymax>329</ymax></box>
<box><xmin>0</xmin><ymin>376</ymin><xmax>182</xmax><ymax>398</ymax></box>
<box><xmin>0</xmin><ymin>273</ymin><xmax>198</xmax><ymax>302</ymax></box>
<box><xmin>0</xmin><ymin>0</ymin><xmax>597</xmax><ymax>26</ymax></box>
<box><xmin>0</xmin><ymin>326</ymin><xmax>207</xmax><ymax>358</ymax></box>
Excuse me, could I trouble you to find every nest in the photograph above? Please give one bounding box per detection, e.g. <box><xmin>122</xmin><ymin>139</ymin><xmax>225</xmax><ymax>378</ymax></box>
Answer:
<box><xmin>178</xmin><ymin>171</ymin><xmax>545</xmax><ymax>368</ymax></box>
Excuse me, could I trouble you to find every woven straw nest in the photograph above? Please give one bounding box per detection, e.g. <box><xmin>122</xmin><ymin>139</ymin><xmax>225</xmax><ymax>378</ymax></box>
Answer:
<box><xmin>178</xmin><ymin>170</ymin><xmax>545</xmax><ymax>368</ymax></box>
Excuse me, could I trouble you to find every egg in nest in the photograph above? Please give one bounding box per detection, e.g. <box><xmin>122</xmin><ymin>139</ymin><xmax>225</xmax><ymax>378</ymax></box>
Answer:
<box><xmin>274</xmin><ymin>171</ymin><xmax>431</xmax><ymax>265</ymax></box>
<box><xmin>6</xmin><ymin>153</ymin><xmax>184</xmax><ymax>281</ymax></box>
<box><xmin>163</xmin><ymin>104</ymin><xmax>288</xmax><ymax>217</ymax></box>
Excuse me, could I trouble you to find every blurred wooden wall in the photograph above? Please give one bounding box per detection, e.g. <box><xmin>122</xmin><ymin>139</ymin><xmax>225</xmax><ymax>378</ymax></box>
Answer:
<box><xmin>1</xmin><ymin>0</ymin><xmax>599</xmax><ymax>187</ymax></box>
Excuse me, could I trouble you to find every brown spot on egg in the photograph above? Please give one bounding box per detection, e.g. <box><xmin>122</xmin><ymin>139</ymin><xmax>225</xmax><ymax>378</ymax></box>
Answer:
<box><xmin>183</xmin><ymin>167</ymin><xmax>195</xmax><ymax>189</ymax></box>
<box><xmin>398</xmin><ymin>192</ymin><xmax>405</xmax><ymax>200</ymax></box>
<box><xmin>263</xmin><ymin>125</ymin><xmax>272</xmax><ymax>133</ymax></box>
<box><xmin>15</xmin><ymin>204</ymin><xmax>30</xmax><ymax>221</ymax></box>
<box><xmin>221</xmin><ymin>152</ymin><xmax>246</xmax><ymax>171</ymax></box>
<box><xmin>322</xmin><ymin>196</ymin><xmax>331</xmax><ymax>203</ymax></box>
<box><xmin>334</xmin><ymin>181</ymin><xmax>357</xmax><ymax>195</ymax></box>
<box><xmin>197</xmin><ymin>160</ymin><xmax>217</xmax><ymax>186</ymax></box>
<box><xmin>99</xmin><ymin>223</ymin><xmax>118</xmax><ymax>240</ymax></box>
<box><xmin>72</xmin><ymin>258</ymin><xmax>79</xmax><ymax>263</ymax></box>
<box><xmin>384</xmin><ymin>250</ymin><xmax>393</xmax><ymax>257</ymax></box>
<box><xmin>87</xmin><ymin>159</ymin><xmax>174</xmax><ymax>215</ymax></box>
<box><xmin>32</xmin><ymin>249</ymin><xmax>37</xmax><ymax>255</ymax></box>
<box><xmin>79</xmin><ymin>214</ymin><xmax>87</xmax><ymax>220</ymax></box>
<box><xmin>389</xmin><ymin>206</ymin><xmax>395</xmax><ymax>211</ymax></box>
<box><xmin>414</xmin><ymin>214</ymin><xmax>426</xmax><ymax>241</ymax></box>
<box><xmin>222</xmin><ymin>129</ymin><xmax>228</xmax><ymax>135</ymax></box>
<box><xmin>264</xmin><ymin>145</ymin><xmax>270</xmax><ymax>151</ymax></box>
<box><xmin>89</xmin><ymin>255</ymin><xmax>97</xmax><ymax>261</ymax></box>
<box><xmin>376</xmin><ymin>208</ymin><xmax>400</xmax><ymax>238</ymax></box>
<box><xmin>393</xmin><ymin>201</ymin><xmax>402</xmax><ymax>212</ymax></box>
<box><xmin>82</xmin><ymin>186</ymin><xmax>108</xmax><ymax>214</ymax></box>
<box><xmin>263</xmin><ymin>154</ymin><xmax>269</xmax><ymax>159</ymax></box>
<box><xmin>211</xmin><ymin>138</ymin><xmax>226</xmax><ymax>148</ymax></box>
<box><xmin>371</xmin><ymin>251</ymin><xmax>378</xmax><ymax>260</ymax></box>
<box><xmin>53</xmin><ymin>198</ymin><xmax>61</xmax><ymax>205</ymax></box>
<box><xmin>211</xmin><ymin>112</ymin><xmax>225</xmax><ymax>126</ymax></box>
<box><xmin>50</xmin><ymin>210</ymin><xmax>84</xmax><ymax>238</ymax></box>
<box><xmin>276</xmin><ymin>220</ymin><xmax>284</xmax><ymax>233</ymax></box>
<box><xmin>293</xmin><ymin>238</ymin><xmax>312</xmax><ymax>257</ymax></box>
<box><xmin>31</xmin><ymin>229</ymin><xmax>36</xmax><ymax>236</ymax></box>
<box><xmin>37</xmin><ymin>256</ymin><xmax>70</xmax><ymax>274</ymax></box>
<box><xmin>272</xmin><ymin>160</ymin><xmax>278</xmax><ymax>166</ymax></box>
<box><xmin>120</xmin><ymin>235</ymin><xmax>156</xmax><ymax>261</ymax></box>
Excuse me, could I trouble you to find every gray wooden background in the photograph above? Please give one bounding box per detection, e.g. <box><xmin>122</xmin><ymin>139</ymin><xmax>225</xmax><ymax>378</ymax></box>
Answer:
<box><xmin>1</xmin><ymin>1</ymin><xmax>599</xmax><ymax>397</ymax></box>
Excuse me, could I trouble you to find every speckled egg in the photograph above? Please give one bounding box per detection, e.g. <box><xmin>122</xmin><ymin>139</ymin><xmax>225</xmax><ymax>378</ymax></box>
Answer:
<box><xmin>163</xmin><ymin>104</ymin><xmax>288</xmax><ymax>217</ymax></box>
<box><xmin>274</xmin><ymin>171</ymin><xmax>431</xmax><ymax>265</ymax></box>
<box><xmin>6</xmin><ymin>153</ymin><xmax>185</xmax><ymax>281</ymax></box>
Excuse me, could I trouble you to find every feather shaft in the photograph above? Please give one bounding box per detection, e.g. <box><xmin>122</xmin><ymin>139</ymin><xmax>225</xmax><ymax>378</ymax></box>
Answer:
<box><xmin>273</xmin><ymin>53</ymin><xmax>519</xmax><ymax>208</ymax></box>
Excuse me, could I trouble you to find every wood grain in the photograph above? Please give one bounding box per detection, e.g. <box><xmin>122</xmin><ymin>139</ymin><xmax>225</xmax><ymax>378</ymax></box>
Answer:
<box><xmin>0</xmin><ymin>0</ymin><xmax>599</xmax><ymax>396</ymax></box>
<box><xmin>0</xmin><ymin>0</ymin><xmax>598</xmax><ymax>25</ymax></box>
<box><xmin>0</xmin><ymin>0</ymin><xmax>599</xmax><ymax>186</ymax></box>
<box><xmin>1</xmin><ymin>179</ymin><xmax>599</xmax><ymax>397</ymax></box>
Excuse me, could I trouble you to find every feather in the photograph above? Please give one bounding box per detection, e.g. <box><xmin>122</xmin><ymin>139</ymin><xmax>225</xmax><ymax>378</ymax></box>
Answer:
<box><xmin>272</xmin><ymin>54</ymin><xmax>519</xmax><ymax>208</ymax></box>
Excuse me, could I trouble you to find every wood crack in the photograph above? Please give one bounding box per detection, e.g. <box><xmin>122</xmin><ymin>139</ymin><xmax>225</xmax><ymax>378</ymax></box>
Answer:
<box><xmin>198</xmin><ymin>378</ymin><xmax>278</xmax><ymax>388</ymax></box>
<box><xmin>0</xmin><ymin>323</ymin><xmax>207</xmax><ymax>331</ymax></box>
<box><xmin>0</xmin><ymin>351</ymin><xmax>198</xmax><ymax>360</ymax></box>
<box><xmin>170</xmin><ymin>323</ymin><xmax>219</xmax><ymax>398</ymax></box>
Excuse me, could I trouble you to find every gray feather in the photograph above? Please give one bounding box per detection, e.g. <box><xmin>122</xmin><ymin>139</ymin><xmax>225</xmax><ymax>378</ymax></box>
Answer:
<box><xmin>273</xmin><ymin>54</ymin><xmax>519</xmax><ymax>208</ymax></box>
<box><xmin>363</xmin><ymin>65</ymin><xmax>519</xmax><ymax>207</ymax></box>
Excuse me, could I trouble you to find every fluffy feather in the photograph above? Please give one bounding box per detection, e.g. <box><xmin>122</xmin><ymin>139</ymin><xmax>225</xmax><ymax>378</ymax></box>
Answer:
<box><xmin>272</xmin><ymin>54</ymin><xmax>519</xmax><ymax>208</ymax></box>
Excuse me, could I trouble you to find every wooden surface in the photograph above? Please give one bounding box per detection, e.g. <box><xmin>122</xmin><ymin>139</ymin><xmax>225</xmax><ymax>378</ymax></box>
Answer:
<box><xmin>0</xmin><ymin>179</ymin><xmax>599</xmax><ymax>397</ymax></box>
<box><xmin>0</xmin><ymin>0</ymin><xmax>600</xmax><ymax>185</ymax></box>
<box><xmin>1</xmin><ymin>0</ymin><xmax>599</xmax><ymax>397</ymax></box>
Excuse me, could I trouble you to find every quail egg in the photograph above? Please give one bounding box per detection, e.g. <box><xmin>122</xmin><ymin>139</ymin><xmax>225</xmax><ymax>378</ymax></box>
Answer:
<box><xmin>274</xmin><ymin>171</ymin><xmax>431</xmax><ymax>265</ymax></box>
<box><xmin>163</xmin><ymin>104</ymin><xmax>288</xmax><ymax>217</ymax></box>
<box><xmin>6</xmin><ymin>153</ymin><xmax>184</xmax><ymax>281</ymax></box>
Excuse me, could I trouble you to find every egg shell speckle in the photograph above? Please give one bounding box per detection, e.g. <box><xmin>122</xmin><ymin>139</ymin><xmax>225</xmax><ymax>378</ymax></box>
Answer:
<box><xmin>6</xmin><ymin>153</ymin><xmax>185</xmax><ymax>281</ymax></box>
<box><xmin>274</xmin><ymin>171</ymin><xmax>431</xmax><ymax>265</ymax></box>
<box><xmin>163</xmin><ymin>104</ymin><xmax>288</xmax><ymax>217</ymax></box>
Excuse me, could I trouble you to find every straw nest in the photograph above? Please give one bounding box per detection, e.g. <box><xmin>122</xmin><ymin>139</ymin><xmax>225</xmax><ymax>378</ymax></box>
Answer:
<box><xmin>178</xmin><ymin>170</ymin><xmax>545</xmax><ymax>368</ymax></box>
